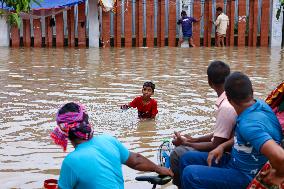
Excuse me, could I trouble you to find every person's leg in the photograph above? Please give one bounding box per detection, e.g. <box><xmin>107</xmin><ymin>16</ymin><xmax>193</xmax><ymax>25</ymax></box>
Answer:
<box><xmin>180</xmin><ymin>151</ymin><xmax>251</xmax><ymax>189</ymax></box>
<box><xmin>182</xmin><ymin>165</ymin><xmax>251</xmax><ymax>189</ymax></box>
<box><xmin>189</xmin><ymin>37</ymin><xmax>195</xmax><ymax>47</ymax></box>
<box><xmin>220</xmin><ymin>35</ymin><xmax>225</xmax><ymax>47</ymax></box>
<box><xmin>179</xmin><ymin>38</ymin><xmax>185</xmax><ymax>47</ymax></box>
<box><xmin>216</xmin><ymin>33</ymin><xmax>220</xmax><ymax>47</ymax></box>
<box><xmin>170</xmin><ymin>146</ymin><xmax>194</xmax><ymax>187</ymax></box>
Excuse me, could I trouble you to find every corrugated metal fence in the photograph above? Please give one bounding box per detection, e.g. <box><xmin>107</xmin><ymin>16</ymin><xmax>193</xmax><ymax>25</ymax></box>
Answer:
<box><xmin>10</xmin><ymin>0</ymin><xmax>271</xmax><ymax>47</ymax></box>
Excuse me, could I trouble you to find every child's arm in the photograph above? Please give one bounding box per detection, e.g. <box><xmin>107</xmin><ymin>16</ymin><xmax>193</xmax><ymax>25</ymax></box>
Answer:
<box><xmin>194</xmin><ymin>15</ymin><xmax>203</xmax><ymax>22</ymax></box>
<box><xmin>121</xmin><ymin>97</ymin><xmax>139</xmax><ymax>110</ymax></box>
<box><xmin>177</xmin><ymin>19</ymin><xmax>182</xmax><ymax>25</ymax></box>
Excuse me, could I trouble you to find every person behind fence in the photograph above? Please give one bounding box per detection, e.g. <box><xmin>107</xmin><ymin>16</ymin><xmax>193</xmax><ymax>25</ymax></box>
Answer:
<box><xmin>177</xmin><ymin>10</ymin><xmax>202</xmax><ymax>47</ymax></box>
<box><xmin>211</xmin><ymin>7</ymin><xmax>229</xmax><ymax>47</ymax></box>
<box><xmin>179</xmin><ymin>72</ymin><xmax>284</xmax><ymax>189</ymax></box>
<box><xmin>51</xmin><ymin>102</ymin><xmax>173</xmax><ymax>189</ymax></box>
<box><xmin>170</xmin><ymin>61</ymin><xmax>237</xmax><ymax>188</ymax></box>
<box><xmin>121</xmin><ymin>81</ymin><xmax>158</xmax><ymax>119</ymax></box>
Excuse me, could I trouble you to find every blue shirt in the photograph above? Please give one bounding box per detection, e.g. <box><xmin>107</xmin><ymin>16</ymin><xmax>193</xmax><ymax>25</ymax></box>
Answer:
<box><xmin>58</xmin><ymin>135</ymin><xmax>130</xmax><ymax>189</ymax></box>
<box><xmin>228</xmin><ymin>100</ymin><xmax>282</xmax><ymax>178</ymax></box>
<box><xmin>177</xmin><ymin>16</ymin><xmax>197</xmax><ymax>37</ymax></box>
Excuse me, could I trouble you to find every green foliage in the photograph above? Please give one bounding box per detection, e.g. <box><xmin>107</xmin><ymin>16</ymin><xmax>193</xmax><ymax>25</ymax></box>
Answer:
<box><xmin>276</xmin><ymin>0</ymin><xmax>284</xmax><ymax>20</ymax></box>
<box><xmin>0</xmin><ymin>0</ymin><xmax>42</xmax><ymax>27</ymax></box>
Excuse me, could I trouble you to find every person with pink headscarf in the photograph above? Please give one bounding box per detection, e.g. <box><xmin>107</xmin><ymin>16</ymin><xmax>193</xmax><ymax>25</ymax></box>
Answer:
<box><xmin>50</xmin><ymin>102</ymin><xmax>173</xmax><ymax>189</ymax></box>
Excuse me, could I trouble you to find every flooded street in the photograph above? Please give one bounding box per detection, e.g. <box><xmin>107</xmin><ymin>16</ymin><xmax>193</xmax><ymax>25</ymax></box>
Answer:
<box><xmin>0</xmin><ymin>47</ymin><xmax>283</xmax><ymax>189</ymax></box>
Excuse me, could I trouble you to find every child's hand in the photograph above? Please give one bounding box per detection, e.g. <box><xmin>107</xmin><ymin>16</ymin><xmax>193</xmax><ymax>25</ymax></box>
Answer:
<box><xmin>121</xmin><ymin>104</ymin><xmax>130</xmax><ymax>110</ymax></box>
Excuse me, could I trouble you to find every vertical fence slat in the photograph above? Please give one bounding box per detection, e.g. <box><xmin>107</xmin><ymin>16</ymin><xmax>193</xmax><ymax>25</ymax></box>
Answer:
<box><xmin>135</xmin><ymin>0</ymin><xmax>139</xmax><ymax>46</ymax></box>
<box><xmin>78</xmin><ymin>3</ymin><xmax>86</xmax><ymax>47</ymax></box>
<box><xmin>115</xmin><ymin>0</ymin><xmax>122</xmax><ymax>47</ymax></box>
<box><xmin>193</xmin><ymin>0</ymin><xmax>201</xmax><ymax>47</ymax></box>
<box><xmin>203</xmin><ymin>0</ymin><xmax>209</xmax><ymax>46</ymax></box>
<box><xmin>33</xmin><ymin>19</ymin><xmax>42</xmax><ymax>47</ymax></box>
<box><xmin>125</xmin><ymin>1</ymin><xmax>132</xmax><ymax>47</ymax></box>
<box><xmin>157</xmin><ymin>0</ymin><xmax>161</xmax><ymax>46</ymax></box>
<box><xmin>138</xmin><ymin>0</ymin><xmax>144</xmax><ymax>46</ymax></box>
<box><xmin>146</xmin><ymin>0</ymin><xmax>155</xmax><ymax>47</ymax></box>
<box><xmin>208</xmin><ymin>0</ymin><xmax>212</xmax><ymax>47</ymax></box>
<box><xmin>11</xmin><ymin>26</ymin><xmax>20</xmax><ymax>47</ymax></box>
<box><xmin>102</xmin><ymin>11</ymin><xmax>110</xmax><ymax>47</ymax></box>
<box><xmin>45</xmin><ymin>16</ymin><xmax>53</xmax><ymax>47</ymax></box>
<box><xmin>56</xmin><ymin>12</ymin><xmax>64</xmax><ymax>47</ymax></box>
<box><xmin>168</xmin><ymin>0</ymin><xmax>176</xmax><ymax>47</ymax></box>
<box><xmin>67</xmin><ymin>6</ymin><xmax>75</xmax><ymax>47</ymax></box>
<box><xmin>159</xmin><ymin>0</ymin><xmax>165</xmax><ymax>46</ymax></box>
<box><xmin>23</xmin><ymin>19</ymin><xmax>31</xmax><ymax>47</ymax></box>
<box><xmin>238</xmin><ymin>0</ymin><xmax>246</xmax><ymax>46</ymax></box>
<box><xmin>227</xmin><ymin>0</ymin><xmax>235</xmax><ymax>46</ymax></box>
<box><xmin>248</xmin><ymin>0</ymin><xmax>258</xmax><ymax>46</ymax></box>
<box><xmin>260</xmin><ymin>0</ymin><xmax>270</xmax><ymax>46</ymax></box>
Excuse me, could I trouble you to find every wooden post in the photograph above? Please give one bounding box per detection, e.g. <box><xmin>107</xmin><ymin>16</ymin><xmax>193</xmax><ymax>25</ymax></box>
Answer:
<box><xmin>124</xmin><ymin>0</ymin><xmax>132</xmax><ymax>47</ymax></box>
<box><xmin>146</xmin><ymin>0</ymin><xmax>155</xmax><ymax>47</ymax></box>
<box><xmin>238</xmin><ymin>0</ymin><xmax>246</xmax><ymax>46</ymax></box>
<box><xmin>67</xmin><ymin>6</ymin><xmax>75</xmax><ymax>47</ymax></box>
<box><xmin>208</xmin><ymin>0</ymin><xmax>212</xmax><ymax>47</ymax></box>
<box><xmin>78</xmin><ymin>3</ymin><xmax>86</xmax><ymax>47</ymax></box>
<box><xmin>56</xmin><ymin>12</ymin><xmax>64</xmax><ymax>47</ymax></box>
<box><xmin>138</xmin><ymin>0</ymin><xmax>144</xmax><ymax>46</ymax></box>
<box><xmin>193</xmin><ymin>0</ymin><xmax>201</xmax><ymax>47</ymax></box>
<box><xmin>45</xmin><ymin>16</ymin><xmax>53</xmax><ymax>47</ymax></box>
<box><xmin>102</xmin><ymin>11</ymin><xmax>110</xmax><ymax>47</ymax></box>
<box><xmin>11</xmin><ymin>25</ymin><xmax>20</xmax><ymax>47</ymax></box>
<box><xmin>260</xmin><ymin>0</ymin><xmax>270</xmax><ymax>46</ymax></box>
<box><xmin>135</xmin><ymin>0</ymin><xmax>139</xmax><ymax>47</ymax></box>
<box><xmin>33</xmin><ymin>19</ymin><xmax>42</xmax><ymax>47</ymax></box>
<box><xmin>248</xmin><ymin>0</ymin><xmax>258</xmax><ymax>46</ymax></box>
<box><xmin>203</xmin><ymin>0</ymin><xmax>209</xmax><ymax>46</ymax></box>
<box><xmin>23</xmin><ymin>19</ymin><xmax>31</xmax><ymax>47</ymax></box>
<box><xmin>158</xmin><ymin>0</ymin><xmax>165</xmax><ymax>47</ymax></box>
<box><xmin>226</xmin><ymin>0</ymin><xmax>235</xmax><ymax>46</ymax></box>
<box><xmin>168</xmin><ymin>0</ymin><xmax>176</xmax><ymax>47</ymax></box>
<box><xmin>115</xmin><ymin>0</ymin><xmax>122</xmax><ymax>47</ymax></box>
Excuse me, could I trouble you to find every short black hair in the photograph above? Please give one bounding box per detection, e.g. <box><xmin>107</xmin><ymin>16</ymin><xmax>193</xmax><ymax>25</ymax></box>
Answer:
<box><xmin>181</xmin><ymin>10</ymin><xmax>187</xmax><ymax>17</ymax></box>
<box><xmin>216</xmin><ymin>7</ymin><xmax>223</xmax><ymax>12</ymax></box>
<box><xmin>143</xmin><ymin>81</ymin><xmax>155</xmax><ymax>92</ymax></box>
<box><xmin>225</xmin><ymin>72</ymin><xmax>253</xmax><ymax>102</ymax></box>
<box><xmin>207</xmin><ymin>61</ymin><xmax>230</xmax><ymax>85</ymax></box>
<box><xmin>58</xmin><ymin>102</ymin><xmax>90</xmax><ymax>141</ymax></box>
<box><xmin>59</xmin><ymin>102</ymin><xmax>79</xmax><ymax>114</ymax></box>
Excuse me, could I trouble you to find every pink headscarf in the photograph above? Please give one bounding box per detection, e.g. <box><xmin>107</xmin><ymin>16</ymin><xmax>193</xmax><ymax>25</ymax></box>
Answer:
<box><xmin>50</xmin><ymin>103</ymin><xmax>93</xmax><ymax>151</ymax></box>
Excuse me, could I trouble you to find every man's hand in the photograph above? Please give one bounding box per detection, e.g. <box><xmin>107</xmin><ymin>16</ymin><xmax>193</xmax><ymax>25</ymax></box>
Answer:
<box><xmin>262</xmin><ymin>168</ymin><xmax>284</xmax><ymax>186</ymax></box>
<box><xmin>155</xmin><ymin>166</ymin><xmax>174</xmax><ymax>177</ymax></box>
<box><xmin>172</xmin><ymin>131</ymin><xmax>187</xmax><ymax>146</ymax></box>
<box><xmin>207</xmin><ymin>145</ymin><xmax>224</xmax><ymax>167</ymax></box>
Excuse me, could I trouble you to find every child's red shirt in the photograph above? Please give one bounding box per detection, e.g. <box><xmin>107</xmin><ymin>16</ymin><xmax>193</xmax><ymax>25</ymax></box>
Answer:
<box><xmin>129</xmin><ymin>96</ymin><xmax>158</xmax><ymax>118</ymax></box>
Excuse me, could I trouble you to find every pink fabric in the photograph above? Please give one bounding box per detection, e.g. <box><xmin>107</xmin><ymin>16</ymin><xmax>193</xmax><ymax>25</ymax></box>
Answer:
<box><xmin>213</xmin><ymin>92</ymin><xmax>237</xmax><ymax>139</ymax></box>
<box><xmin>273</xmin><ymin>107</ymin><xmax>284</xmax><ymax>133</ymax></box>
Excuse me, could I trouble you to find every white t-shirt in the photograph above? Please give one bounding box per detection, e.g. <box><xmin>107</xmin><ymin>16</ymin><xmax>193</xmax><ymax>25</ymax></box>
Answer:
<box><xmin>214</xmin><ymin>13</ymin><xmax>229</xmax><ymax>35</ymax></box>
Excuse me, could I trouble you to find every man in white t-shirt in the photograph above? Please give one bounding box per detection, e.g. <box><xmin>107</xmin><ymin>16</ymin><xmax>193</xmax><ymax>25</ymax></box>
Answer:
<box><xmin>212</xmin><ymin>7</ymin><xmax>229</xmax><ymax>47</ymax></box>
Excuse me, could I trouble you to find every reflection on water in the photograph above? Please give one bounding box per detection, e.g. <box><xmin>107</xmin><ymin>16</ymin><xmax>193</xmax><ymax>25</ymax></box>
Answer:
<box><xmin>0</xmin><ymin>47</ymin><xmax>283</xmax><ymax>189</ymax></box>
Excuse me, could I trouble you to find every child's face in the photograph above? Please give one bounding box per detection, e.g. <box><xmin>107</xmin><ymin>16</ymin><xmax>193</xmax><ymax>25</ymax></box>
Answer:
<box><xmin>142</xmin><ymin>86</ymin><xmax>154</xmax><ymax>98</ymax></box>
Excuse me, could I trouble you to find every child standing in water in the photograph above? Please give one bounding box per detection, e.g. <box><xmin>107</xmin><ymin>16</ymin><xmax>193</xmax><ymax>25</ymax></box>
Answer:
<box><xmin>121</xmin><ymin>81</ymin><xmax>158</xmax><ymax>119</ymax></box>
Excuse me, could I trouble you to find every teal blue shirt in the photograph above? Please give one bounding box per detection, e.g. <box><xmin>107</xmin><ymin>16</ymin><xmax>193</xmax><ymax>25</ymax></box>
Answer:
<box><xmin>229</xmin><ymin>99</ymin><xmax>282</xmax><ymax>178</ymax></box>
<box><xmin>58</xmin><ymin>135</ymin><xmax>130</xmax><ymax>189</ymax></box>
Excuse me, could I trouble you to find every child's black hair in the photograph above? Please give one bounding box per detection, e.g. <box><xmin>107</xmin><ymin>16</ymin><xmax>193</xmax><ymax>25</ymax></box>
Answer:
<box><xmin>207</xmin><ymin>61</ymin><xmax>230</xmax><ymax>85</ymax></box>
<box><xmin>181</xmin><ymin>10</ymin><xmax>187</xmax><ymax>17</ymax></box>
<box><xmin>225</xmin><ymin>72</ymin><xmax>253</xmax><ymax>103</ymax></box>
<box><xmin>143</xmin><ymin>81</ymin><xmax>155</xmax><ymax>92</ymax></box>
<box><xmin>216</xmin><ymin>7</ymin><xmax>223</xmax><ymax>12</ymax></box>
